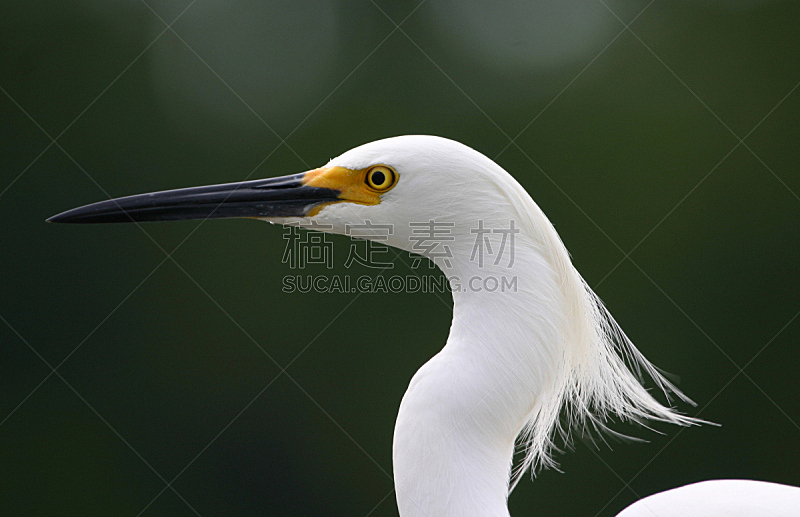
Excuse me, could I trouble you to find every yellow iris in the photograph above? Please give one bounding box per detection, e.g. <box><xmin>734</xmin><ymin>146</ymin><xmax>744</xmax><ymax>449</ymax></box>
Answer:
<box><xmin>365</xmin><ymin>166</ymin><xmax>397</xmax><ymax>191</ymax></box>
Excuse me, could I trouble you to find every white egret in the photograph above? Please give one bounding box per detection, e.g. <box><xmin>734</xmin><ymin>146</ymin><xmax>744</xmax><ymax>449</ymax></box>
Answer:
<box><xmin>50</xmin><ymin>135</ymin><xmax>800</xmax><ymax>516</ymax></box>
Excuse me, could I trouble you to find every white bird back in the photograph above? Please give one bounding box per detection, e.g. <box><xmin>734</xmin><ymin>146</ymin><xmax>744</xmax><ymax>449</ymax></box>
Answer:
<box><xmin>617</xmin><ymin>480</ymin><xmax>800</xmax><ymax>517</ymax></box>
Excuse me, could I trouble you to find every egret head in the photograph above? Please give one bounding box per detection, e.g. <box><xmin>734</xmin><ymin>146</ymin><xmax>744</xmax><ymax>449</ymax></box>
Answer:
<box><xmin>48</xmin><ymin>136</ymin><xmax>513</xmax><ymax>260</ymax></box>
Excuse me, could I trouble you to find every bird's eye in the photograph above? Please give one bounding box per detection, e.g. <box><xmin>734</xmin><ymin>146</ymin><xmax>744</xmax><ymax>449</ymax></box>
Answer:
<box><xmin>365</xmin><ymin>166</ymin><xmax>396</xmax><ymax>191</ymax></box>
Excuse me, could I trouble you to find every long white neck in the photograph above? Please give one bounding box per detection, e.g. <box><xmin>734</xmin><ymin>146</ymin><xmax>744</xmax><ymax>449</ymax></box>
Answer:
<box><xmin>393</xmin><ymin>236</ymin><xmax>563</xmax><ymax>517</ymax></box>
<box><xmin>391</xmin><ymin>166</ymin><xmax>697</xmax><ymax>517</ymax></box>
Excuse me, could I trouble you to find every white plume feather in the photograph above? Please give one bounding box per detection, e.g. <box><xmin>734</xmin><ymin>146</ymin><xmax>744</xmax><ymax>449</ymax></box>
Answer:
<box><xmin>489</xmin><ymin>169</ymin><xmax>702</xmax><ymax>490</ymax></box>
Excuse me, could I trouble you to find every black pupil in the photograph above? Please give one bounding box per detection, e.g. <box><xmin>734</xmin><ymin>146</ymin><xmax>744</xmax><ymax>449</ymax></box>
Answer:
<box><xmin>372</xmin><ymin>170</ymin><xmax>386</xmax><ymax>186</ymax></box>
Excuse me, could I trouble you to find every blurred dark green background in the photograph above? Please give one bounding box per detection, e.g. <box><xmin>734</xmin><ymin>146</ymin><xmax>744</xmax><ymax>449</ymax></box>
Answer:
<box><xmin>2</xmin><ymin>1</ymin><xmax>799</xmax><ymax>515</ymax></box>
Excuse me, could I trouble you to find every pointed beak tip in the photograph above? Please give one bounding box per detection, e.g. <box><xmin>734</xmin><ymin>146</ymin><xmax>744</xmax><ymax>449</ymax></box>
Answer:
<box><xmin>47</xmin><ymin>210</ymin><xmax>79</xmax><ymax>224</ymax></box>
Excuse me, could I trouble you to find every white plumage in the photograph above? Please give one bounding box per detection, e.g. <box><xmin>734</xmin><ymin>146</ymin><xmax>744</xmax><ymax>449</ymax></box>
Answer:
<box><xmin>617</xmin><ymin>480</ymin><xmax>800</xmax><ymax>517</ymax></box>
<box><xmin>52</xmin><ymin>135</ymin><xmax>800</xmax><ymax>516</ymax></box>
<box><xmin>304</xmin><ymin>136</ymin><xmax>799</xmax><ymax>517</ymax></box>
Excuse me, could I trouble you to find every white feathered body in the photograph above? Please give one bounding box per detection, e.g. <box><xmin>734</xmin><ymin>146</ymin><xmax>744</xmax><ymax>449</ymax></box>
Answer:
<box><xmin>617</xmin><ymin>480</ymin><xmax>800</xmax><ymax>517</ymax></box>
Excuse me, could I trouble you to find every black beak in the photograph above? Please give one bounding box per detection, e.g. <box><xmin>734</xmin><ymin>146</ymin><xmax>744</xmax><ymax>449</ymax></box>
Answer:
<box><xmin>47</xmin><ymin>173</ymin><xmax>341</xmax><ymax>224</ymax></box>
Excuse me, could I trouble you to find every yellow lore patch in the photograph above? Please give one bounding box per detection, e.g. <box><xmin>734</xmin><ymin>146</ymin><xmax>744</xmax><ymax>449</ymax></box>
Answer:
<box><xmin>302</xmin><ymin>165</ymin><xmax>397</xmax><ymax>216</ymax></box>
